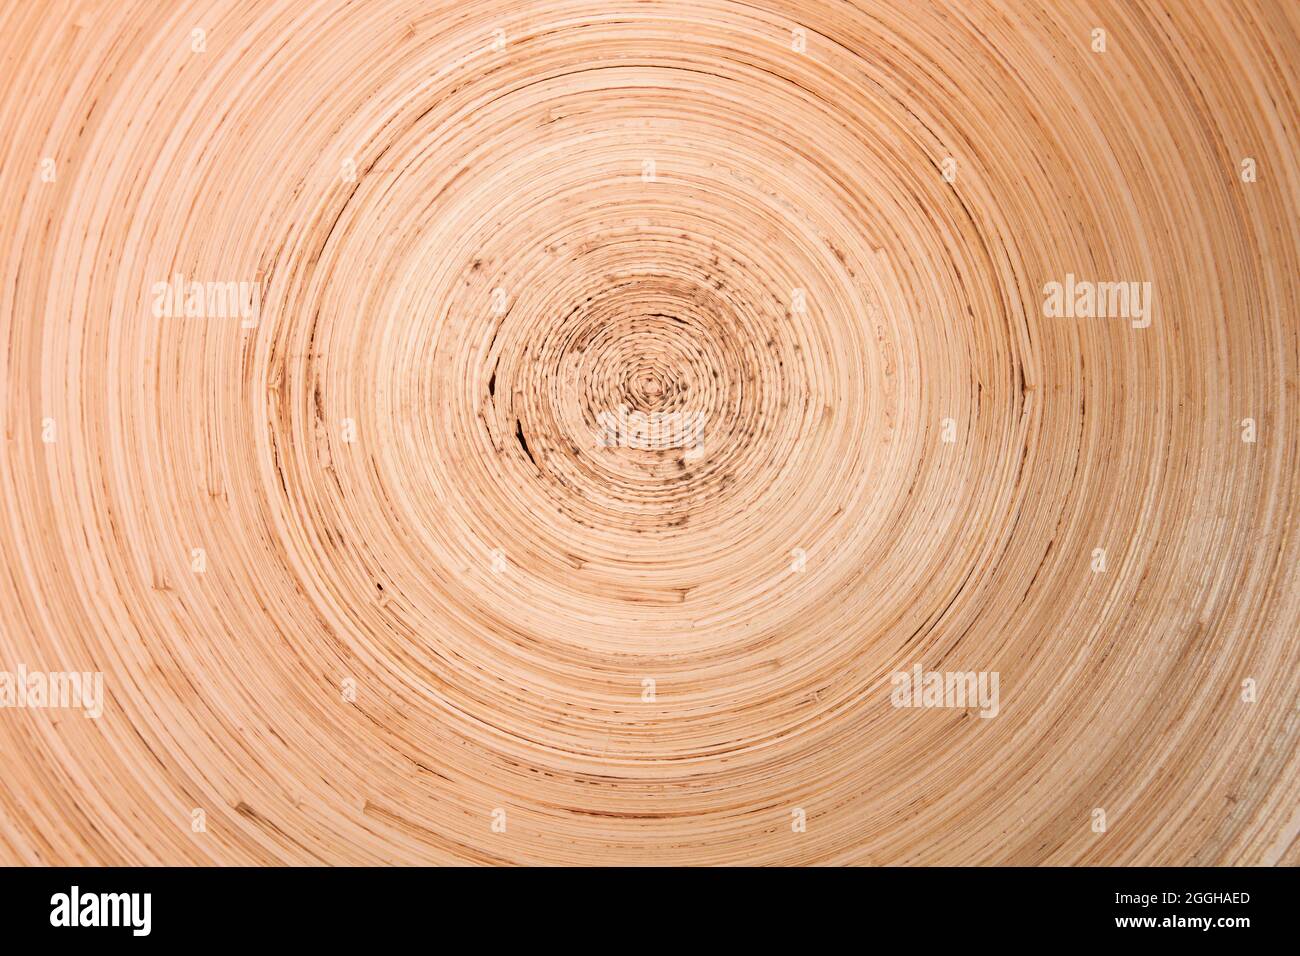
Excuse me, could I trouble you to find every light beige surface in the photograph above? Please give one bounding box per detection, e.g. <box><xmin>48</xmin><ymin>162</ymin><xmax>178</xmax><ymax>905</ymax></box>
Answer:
<box><xmin>0</xmin><ymin>0</ymin><xmax>1297</xmax><ymax>865</ymax></box>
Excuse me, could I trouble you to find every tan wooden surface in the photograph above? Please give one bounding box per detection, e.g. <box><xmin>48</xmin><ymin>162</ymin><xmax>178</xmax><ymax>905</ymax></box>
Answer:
<box><xmin>0</xmin><ymin>0</ymin><xmax>1296</xmax><ymax>865</ymax></box>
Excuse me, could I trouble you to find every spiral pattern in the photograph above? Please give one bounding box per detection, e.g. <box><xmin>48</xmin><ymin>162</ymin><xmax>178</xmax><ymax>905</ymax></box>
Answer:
<box><xmin>0</xmin><ymin>0</ymin><xmax>1296</xmax><ymax>865</ymax></box>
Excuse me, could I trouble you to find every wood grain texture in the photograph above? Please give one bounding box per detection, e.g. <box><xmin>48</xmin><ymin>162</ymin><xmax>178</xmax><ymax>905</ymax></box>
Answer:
<box><xmin>0</xmin><ymin>0</ymin><xmax>1296</xmax><ymax>865</ymax></box>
